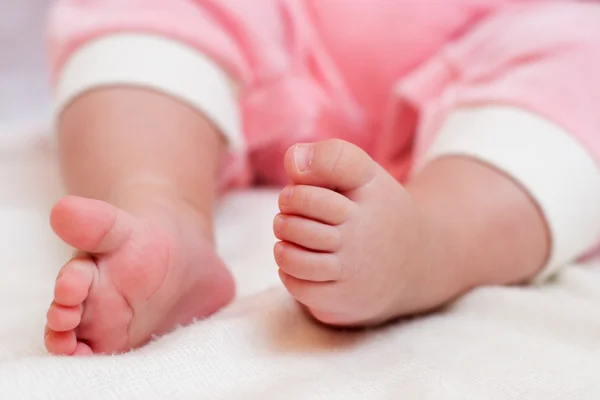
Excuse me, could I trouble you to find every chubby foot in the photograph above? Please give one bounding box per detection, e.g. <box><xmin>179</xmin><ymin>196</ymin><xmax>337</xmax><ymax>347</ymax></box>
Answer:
<box><xmin>274</xmin><ymin>139</ymin><xmax>444</xmax><ymax>326</ymax></box>
<box><xmin>45</xmin><ymin>196</ymin><xmax>235</xmax><ymax>355</ymax></box>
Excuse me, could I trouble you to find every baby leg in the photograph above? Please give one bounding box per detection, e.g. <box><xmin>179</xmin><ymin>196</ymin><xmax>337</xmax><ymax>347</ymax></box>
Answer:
<box><xmin>273</xmin><ymin>3</ymin><xmax>600</xmax><ymax>326</ymax></box>
<box><xmin>45</xmin><ymin>88</ymin><xmax>235</xmax><ymax>355</ymax></box>
<box><xmin>273</xmin><ymin>140</ymin><xmax>548</xmax><ymax>326</ymax></box>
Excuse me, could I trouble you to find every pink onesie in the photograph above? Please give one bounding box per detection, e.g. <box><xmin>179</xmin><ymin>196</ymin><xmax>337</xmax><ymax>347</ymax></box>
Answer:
<box><xmin>48</xmin><ymin>0</ymin><xmax>600</xmax><ymax>281</ymax></box>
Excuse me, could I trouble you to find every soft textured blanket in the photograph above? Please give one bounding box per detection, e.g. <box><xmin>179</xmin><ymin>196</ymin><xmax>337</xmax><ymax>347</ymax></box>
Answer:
<box><xmin>0</xmin><ymin>145</ymin><xmax>599</xmax><ymax>399</ymax></box>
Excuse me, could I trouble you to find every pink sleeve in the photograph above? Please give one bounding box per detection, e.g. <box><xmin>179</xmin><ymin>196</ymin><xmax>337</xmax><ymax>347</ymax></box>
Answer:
<box><xmin>413</xmin><ymin>2</ymin><xmax>600</xmax><ymax>164</ymax></box>
<box><xmin>413</xmin><ymin>2</ymin><xmax>600</xmax><ymax>280</ymax></box>
<box><xmin>48</xmin><ymin>0</ymin><xmax>290</xmax><ymax>86</ymax></box>
<box><xmin>48</xmin><ymin>0</ymin><xmax>297</xmax><ymax>189</ymax></box>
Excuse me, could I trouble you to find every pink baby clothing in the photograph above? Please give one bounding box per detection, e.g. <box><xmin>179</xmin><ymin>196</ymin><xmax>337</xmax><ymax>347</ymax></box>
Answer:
<box><xmin>48</xmin><ymin>0</ymin><xmax>600</xmax><ymax>281</ymax></box>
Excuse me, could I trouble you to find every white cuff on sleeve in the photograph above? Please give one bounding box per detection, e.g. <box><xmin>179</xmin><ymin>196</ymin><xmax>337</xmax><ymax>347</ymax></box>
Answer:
<box><xmin>420</xmin><ymin>105</ymin><xmax>600</xmax><ymax>282</ymax></box>
<box><xmin>54</xmin><ymin>33</ymin><xmax>243</xmax><ymax>151</ymax></box>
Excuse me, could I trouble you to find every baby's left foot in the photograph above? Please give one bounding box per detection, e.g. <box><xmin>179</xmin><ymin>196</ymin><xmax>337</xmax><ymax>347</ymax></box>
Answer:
<box><xmin>274</xmin><ymin>140</ymin><xmax>451</xmax><ymax>326</ymax></box>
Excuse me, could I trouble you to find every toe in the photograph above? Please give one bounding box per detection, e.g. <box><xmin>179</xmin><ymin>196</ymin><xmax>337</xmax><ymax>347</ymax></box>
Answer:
<box><xmin>274</xmin><ymin>241</ymin><xmax>341</xmax><ymax>281</ymax></box>
<box><xmin>284</xmin><ymin>139</ymin><xmax>377</xmax><ymax>192</ymax></box>
<box><xmin>273</xmin><ymin>214</ymin><xmax>342</xmax><ymax>252</ymax></box>
<box><xmin>278</xmin><ymin>185</ymin><xmax>355</xmax><ymax>225</ymax></box>
<box><xmin>308</xmin><ymin>309</ymin><xmax>367</xmax><ymax>327</ymax></box>
<box><xmin>279</xmin><ymin>272</ymin><xmax>391</xmax><ymax>326</ymax></box>
<box><xmin>278</xmin><ymin>270</ymin><xmax>344</xmax><ymax>312</ymax></box>
<box><xmin>45</xmin><ymin>329</ymin><xmax>77</xmax><ymax>356</ymax></box>
<box><xmin>54</xmin><ymin>258</ymin><xmax>95</xmax><ymax>307</ymax></box>
<box><xmin>73</xmin><ymin>341</ymin><xmax>94</xmax><ymax>356</ymax></box>
<box><xmin>46</xmin><ymin>302</ymin><xmax>82</xmax><ymax>332</ymax></box>
<box><xmin>50</xmin><ymin>196</ymin><xmax>135</xmax><ymax>254</ymax></box>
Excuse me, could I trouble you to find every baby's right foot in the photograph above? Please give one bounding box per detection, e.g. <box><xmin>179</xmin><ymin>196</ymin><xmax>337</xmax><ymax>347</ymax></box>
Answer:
<box><xmin>44</xmin><ymin>195</ymin><xmax>235</xmax><ymax>355</ymax></box>
<box><xmin>274</xmin><ymin>140</ymin><xmax>442</xmax><ymax>326</ymax></box>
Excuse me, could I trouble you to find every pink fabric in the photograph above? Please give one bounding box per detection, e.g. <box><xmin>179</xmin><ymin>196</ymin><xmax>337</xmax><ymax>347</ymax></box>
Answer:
<box><xmin>48</xmin><ymin>0</ymin><xmax>600</xmax><ymax>187</ymax></box>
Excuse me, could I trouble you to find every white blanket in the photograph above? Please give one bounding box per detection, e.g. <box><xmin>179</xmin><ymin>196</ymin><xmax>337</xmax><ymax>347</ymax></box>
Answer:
<box><xmin>1</xmin><ymin>144</ymin><xmax>600</xmax><ymax>399</ymax></box>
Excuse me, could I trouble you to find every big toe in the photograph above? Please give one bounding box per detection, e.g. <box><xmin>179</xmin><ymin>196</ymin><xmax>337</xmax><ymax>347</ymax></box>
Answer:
<box><xmin>284</xmin><ymin>139</ymin><xmax>376</xmax><ymax>192</ymax></box>
<box><xmin>50</xmin><ymin>196</ymin><xmax>135</xmax><ymax>254</ymax></box>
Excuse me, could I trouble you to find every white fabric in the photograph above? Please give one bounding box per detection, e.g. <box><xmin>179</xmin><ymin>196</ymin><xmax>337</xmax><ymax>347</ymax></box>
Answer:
<box><xmin>422</xmin><ymin>106</ymin><xmax>600</xmax><ymax>282</ymax></box>
<box><xmin>55</xmin><ymin>34</ymin><xmax>243</xmax><ymax>150</ymax></box>
<box><xmin>1</xmin><ymin>142</ymin><xmax>600</xmax><ymax>399</ymax></box>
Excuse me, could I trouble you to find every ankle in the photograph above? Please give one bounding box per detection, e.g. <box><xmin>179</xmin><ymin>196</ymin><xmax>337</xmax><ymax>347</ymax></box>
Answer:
<box><xmin>103</xmin><ymin>180</ymin><xmax>215</xmax><ymax>235</ymax></box>
<box><xmin>407</xmin><ymin>199</ymin><xmax>472</xmax><ymax>307</ymax></box>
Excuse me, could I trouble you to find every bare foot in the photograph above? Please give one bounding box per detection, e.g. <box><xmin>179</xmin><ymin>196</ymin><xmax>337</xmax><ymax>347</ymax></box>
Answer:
<box><xmin>44</xmin><ymin>196</ymin><xmax>235</xmax><ymax>355</ymax></box>
<box><xmin>274</xmin><ymin>139</ymin><xmax>449</xmax><ymax>326</ymax></box>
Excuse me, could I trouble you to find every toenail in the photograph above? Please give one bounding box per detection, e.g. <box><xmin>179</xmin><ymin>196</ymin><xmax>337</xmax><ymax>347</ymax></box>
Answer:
<box><xmin>274</xmin><ymin>242</ymin><xmax>284</xmax><ymax>262</ymax></box>
<box><xmin>280</xmin><ymin>186</ymin><xmax>293</xmax><ymax>202</ymax></box>
<box><xmin>294</xmin><ymin>144</ymin><xmax>313</xmax><ymax>172</ymax></box>
<box><xmin>273</xmin><ymin>215</ymin><xmax>286</xmax><ymax>233</ymax></box>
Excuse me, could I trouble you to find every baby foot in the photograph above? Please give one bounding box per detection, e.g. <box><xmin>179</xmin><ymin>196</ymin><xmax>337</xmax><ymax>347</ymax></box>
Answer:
<box><xmin>274</xmin><ymin>139</ymin><xmax>441</xmax><ymax>326</ymax></box>
<box><xmin>44</xmin><ymin>196</ymin><xmax>235</xmax><ymax>355</ymax></box>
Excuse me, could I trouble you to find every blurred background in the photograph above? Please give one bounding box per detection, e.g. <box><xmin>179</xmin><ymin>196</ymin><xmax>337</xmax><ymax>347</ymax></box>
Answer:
<box><xmin>0</xmin><ymin>0</ymin><xmax>53</xmax><ymax>147</ymax></box>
